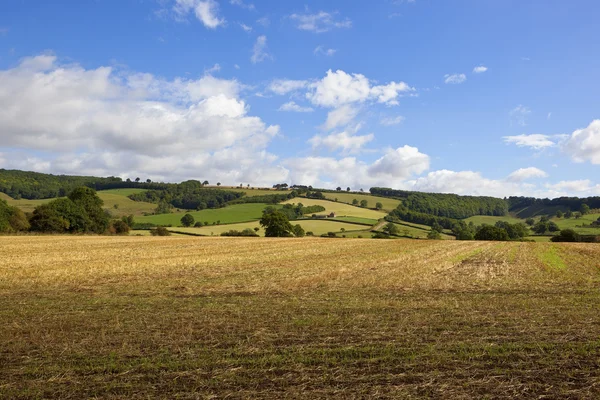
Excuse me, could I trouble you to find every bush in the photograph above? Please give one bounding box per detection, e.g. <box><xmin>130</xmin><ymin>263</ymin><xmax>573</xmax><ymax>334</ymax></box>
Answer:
<box><xmin>220</xmin><ymin>228</ymin><xmax>259</xmax><ymax>237</ymax></box>
<box><xmin>110</xmin><ymin>220</ymin><xmax>130</xmax><ymax>235</ymax></box>
<box><xmin>194</xmin><ymin>221</ymin><xmax>203</xmax><ymax>227</ymax></box>
<box><xmin>475</xmin><ymin>225</ymin><xmax>509</xmax><ymax>241</ymax></box>
<box><xmin>180</xmin><ymin>213</ymin><xmax>195</xmax><ymax>227</ymax></box>
<box><xmin>150</xmin><ymin>226</ymin><xmax>171</xmax><ymax>236</ymax></box>
<box><xmin>551</xmin><ymin>229</ymin><xmax>581</xmax><ymax>242</ymax></box>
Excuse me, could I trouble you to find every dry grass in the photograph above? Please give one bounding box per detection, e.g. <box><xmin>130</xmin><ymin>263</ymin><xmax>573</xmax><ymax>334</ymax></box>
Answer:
<box><xmin>282</xmin><ymin>198</ymin><xmax>387</xmax><ymax>220</ymax></box>
<box><xmin>1</xmin><ymin>237</ymin><xmax>599</xmax><ymax>399</ymax></box>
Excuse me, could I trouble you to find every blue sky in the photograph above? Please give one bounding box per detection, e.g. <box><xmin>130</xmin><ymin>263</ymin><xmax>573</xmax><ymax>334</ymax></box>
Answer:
<box><xmin>0</xmin><ymin>0</ymin><xmax>598</xmax><ymax>197</ymax></box>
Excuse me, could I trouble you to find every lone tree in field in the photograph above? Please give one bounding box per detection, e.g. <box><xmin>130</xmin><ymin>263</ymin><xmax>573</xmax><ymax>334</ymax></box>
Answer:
<box><xmin>180</xmin><ymin>213</ymin><xmax>195</xmax><ymax>227</ymax></box>
<box><xmin>556</xmin><ymin>210</ymin><xmax>563</xmax><ymax>218</ymax></box>
<box><xmin>375</xmin><ymin>202</ymin><xmax>383</xmax><ymax>210</ymax></box>
<box><xmin>217</xmin><ymin>182</ymin><xmax>221</xmax><ymax>186</ymax></box>
<box><xmin>203</xmin><ymin>180</ymin><xmax>209</xmax><ymax>186</ymax></box>
<box><xmin>565</xmin><ymin>209</ymin><xmax>573</xmax><ymax>218</ymax></box>
<box><xmin>360</xmin><ymin>199</ymin><xmax>368</xmax><ymax>208</ymax></box>
<box><xmin>346</xmin><ymin>187</ymin><xmax>351</xmax><ymax>192</ymax></box>
<box><xmin>352</xmin><ymin>199</ymin><xmax>359</xmax><ymax>206</ymax></box>
<box><xmin>260</xmin><ymin>209</ymin><xmax>293</xmax><ymax>237</ymax></box>
<box><xmin>580</xmin><ymin>204</ymin><xmax>590</xmax><ymax>215</ymax></box>
<box><xmin>383</xmin><ymin>222</ymin><xmax>399</xmax><ymax>236</ymax></box>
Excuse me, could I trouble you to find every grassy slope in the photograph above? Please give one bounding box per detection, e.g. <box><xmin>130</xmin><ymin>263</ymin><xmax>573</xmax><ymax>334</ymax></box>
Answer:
<box><xmin>282</xmin><ymin>198</ymin><xmax>387</xmax><ymax>220</ymax></box>
<box><xmin>464</xmin><ymin>215</ymin><xmax>525</xmax><ymax>225</ymax></box>
<box><xmin>552</xmin><ymin>213</ymin><xmax>600</xmax><ymax>235</ymax></box>
<box><xmin>98</xmin><ymin>188</ymin><xmax>148</xmax><ymax>196</ymax></box>
<box><xmin>322</xmin><ymin>192</ymin><xmax>401</xmax><ymax>212</ymax></box>
<box><xmin>135</xmin><ymin>203</ymin><xmax>280</xmax><ymax>226</ymax></box>
<box><xmin>2</xmin><ymin>237</ymin><xmax>600</xmax><ymax>398</ymax></box>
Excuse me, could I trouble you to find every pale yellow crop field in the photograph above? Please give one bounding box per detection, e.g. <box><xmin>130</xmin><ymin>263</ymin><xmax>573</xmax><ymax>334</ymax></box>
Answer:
<box><xmin>322</xmin><ymin>192</ymin><xmax>401</xmax><ymax>212</ymax></box>
<box><xmin>282</xmin><ymin>198</ymin><xmax>387</xmax><ymax>220</ymax></box>
<box><xmin>1</xmin><ymin>236</ymin><xmax>600</xmax><ymax>398</ymax></box>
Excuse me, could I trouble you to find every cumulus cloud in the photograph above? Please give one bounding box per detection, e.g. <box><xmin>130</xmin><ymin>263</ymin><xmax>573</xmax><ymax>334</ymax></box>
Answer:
<box><xmin>323</xmin><ymin>105</ymin><xmax>359</xmax><ymax>130</ymax></box>
<box><xmin>174</xmin><ymin>0</ymin><xmax>225</xmax><ymax>28</ymax></box>
<box><xmin>251</xmin><ymin>35</ymin><xmax>271</xmax><ymax>64</ymax></box>
<box><xmin>307</xmin><ymin>69</ymin><xmax>413</xmax><ymax>108</ymax></box>
<box><xmin>289</xmin><ymin>11</ymin><xmax>352</xmax><ymax>33</ymax></box>
<box><xmin>308</xmin><ymin>131</ymin><xmax>374</xmax><ymax>154</ymax></box>
<box><xmin>562</xmin><ymin>120</ymin><xmax>600</xmax><ymax>164</ymax></box>
<box><xmin>268</xmin><ymin>79</ymin><xmax>309</xmax><ymax>95</ymax></box>
<box><xmin>507</xmin><ymin>167</ymin><xmax>548</xmax><ymax>182</ymax></box>
<box><xmin>503</xmin><ymin>134</ymin><xmax>556</xmax><ymax>150</ymax></box>
<box><xmin>0</xmin><ymin>54</ymin><xmax>286</xmax><ymax>185</ymax></box>
<box><xmin>285</xmin><ymin>145</ymin><xmax>428</xmax><ymax>189</ymax></box>
<box><xmin>278</xmin><ymin>101</ymin><xmax>314</xmax><ymax>112</ymax></box>
<box><xmin>473</xmin><ymin>65</ymin><xmax>488</xmax><ymax>74</ymax></box>
<box><xmin>444</xmin><ymin>73</ymin><xmax>466</xmax><ymax>84</ymax></box>
<box><xmin>239</xmin><ymin>23</ymin><xmax>252</xmax><ymax>32</ymax></box>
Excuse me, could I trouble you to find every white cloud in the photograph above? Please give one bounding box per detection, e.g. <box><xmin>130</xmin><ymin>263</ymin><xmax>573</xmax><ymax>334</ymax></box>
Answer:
<box><xmin>285</xmin><ymin>145</ymin><xmax>428</xmax><ymax>189</ymax></box>
<box><xmin>174</xmin><ymin>0</ymin><xmax>225</xmax><ymax>29</ymax></box>
<box><xmin>0</xmin><ymin>54</ymin><xmax>286</xmax><ymax>185</ymax></box>
<box><xmin>308</xmin><ymin>131</ymin><xmax>374</xmax><ymax>154</ymax></box>
<box><xmin>547</xmin><ymin>112</ymin><xmax>552</xmax><ymax>120</ymax></box>
<box><xmin>230</xmin><ymin>0</ymin><xmax>254</xmax><ymax>10</ymax></box>
<box><xmin>268</xmin><ymin>79</ymin><xmax>309</xmax><ymax>95</ymax></box>
<box><xmin>380</xmin><ymin>116</ymin><xmax>405</xmax><ymax>126</ymax></box>
<box><xmin>307</xmin><ymin>69</ymin><xmax>413</xmax><ymax>108</ymax></box>
<box><xmin>314</xmin><ymin>46</ymin><xmax>337</xmax><ymax>56</ymax></box>
<box><xmin>251</xmin><ymin>35</ymin><xmax>271</xmax><ymax>64</ymax></box>
<box><xmin>507</xmin><ymin>167</ymin><xmax>548</xmax><ymax>182</ymax></box>
<box><xmin>503</xmin><ymin>134</ymin><xmax>555</xmax><ymax>150</ymax></box>
<box><xmin>323</xmin><ymin>105</ymin><xmax>359</xmax><ymax>130</ymax></box>
<box><xmin>289</xmin><ymin>11</ymin><xmax>352</xmax><ymax>33</ymax></box>
<box><xmin>239</xmin><ymin>23</ymin><xmax>252</xmax><ymax>32</ymax></box>
<box><xmin>278</xmin><ymin>101</ymin><xmax>314</xmax><ymax>113</ymax></box>
<box><xmin>562</xmin><ymin>119</ymin><xmax>600</xmax><ymax>164</ymax></box>
<box><xmin>473</xmin><ymin>65</ymin><xmax>488</xmax><ymax>74</ymax></box>
<box><xmin>545</xmin><ymin>180</ymin><xmax>594</xmax><ymax>194</ymax></box>
<box><xmin>205</xmin><ymin>63</ymin><xmax>221</xmax><ymax>73</ymax></box>
<box><xmin>444</xmin><ymin>73</ymin><xmax>467</xmax><ymax>84</ymax></box>
<box><xmin>510</xmin><ymin>104</ymin><xmax>531</xmax><ymax>126</ymax></box>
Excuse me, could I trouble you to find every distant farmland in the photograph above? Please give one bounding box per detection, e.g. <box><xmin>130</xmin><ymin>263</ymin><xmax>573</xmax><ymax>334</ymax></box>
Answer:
<box><xmin>1</xmin><ymin>236</ymin><xmax>599</xmax><ymax>398</ymax></box>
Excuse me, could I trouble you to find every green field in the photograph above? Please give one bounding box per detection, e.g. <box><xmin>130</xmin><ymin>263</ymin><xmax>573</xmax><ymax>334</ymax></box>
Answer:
<box><xmin>282</xmin><ymin>198</ymin><xmax>387</xmax><ymax>220</ymax></box>
<box><xmin>329</xmin><ymin>216</ymin><xmax>379</xmax><ymax>225</ymax></box>
<box><xmin>98</xmin><ymin>188</ymin><xmax>148</xmax><ymax>196</ymax></box>
<box><xmin>167</xmin><ymin>219</ymin><xmax>369</xmax><ymax>237</ymax></box>
<box><xmin>385</xmin><ymin>222</ymin><xmax>454</xmax><ymax>240</ymax></box>
<box><xmin>135</xmin><ymin>203</ymin><xmax>279</xmax><ymax>226</ymax></box>
<box><xmin>552</xmin><ymin>213</ymin><xmax>600</xmax><ymax>235</ymax></box>
<box><xmin>214</xmin><ymin>187</ymin><xmax>284</xmax><ymax>197</ymax></box>
<box><xmin>464</xmin><ymin>215</ymin><xmax>525</xmax><ymax>225</ymax></box>
<box><xmin>322</xmin><ymin>192</ymin><xmax>402</xmax><ymax>212</ymax></box>
<box><xmin>3</xmin><ymin>237</ymin><xmax>600</xmax><ymax>398</ymax></box>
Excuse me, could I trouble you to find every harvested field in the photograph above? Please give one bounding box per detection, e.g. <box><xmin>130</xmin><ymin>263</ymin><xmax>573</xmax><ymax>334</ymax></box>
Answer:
<box><xmin>1</xmin><ymin>237</ymin><xmax>600</xmax><ymax>398</ymax></box>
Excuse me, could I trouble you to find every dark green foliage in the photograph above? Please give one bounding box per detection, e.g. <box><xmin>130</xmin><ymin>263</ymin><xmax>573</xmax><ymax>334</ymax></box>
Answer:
<box><xmin>180</xmin><ymin>214</ymin><xmax>195</xmax><ymax>227</ymax></box>
<box><xmin>556</xmin><ymin>210</ymin><xmax>563</xmax><ymax>218</ymax></box>
<box><xmin>580</xmin><ymin>204</ymin><xmax>590</xmax><ymax>215</ymax></box>
<box><xmin>321</xmin><ymin>232</ymin><xmax>338</xmax><ymax>238</ymax></box>
<box><xmin>533</xmin><ymin>220</ymin><xmax>560</xmax><ymax>234</ymax></box>
<box><xmin>565</xmin><ymin>210</ymin><xmax>573</xmax><ymax>218</ymax></box>
<box><xmin>359</xmin><ymin>199</ymin><xmax>368</xmax><ymax>208</ymax></box>
<box><xmin>427</xmin><ymin>230</ymin><xmax>442</xmax><ymax>240</ymax></box>
<box><xmin>121</xmin><ymin>215</ymin><xmax>135</xmax><ymax>228</ymax></box>
<box><xmin>551</xmin><ymin>229</ymin><xmax>581</xmax><ymax>242</ymax></box>
<box><xmin>371</xmin><ymin>232</ymin><xmax>390</xmax><ymax>239</ymax></box>
<box><xmin>0</xmin><ymin>199</ymin><xmax>30</xmax><ymax>233</ymax></box>
<box><xmin>452</xmin><ymin>221</ymin><xmax>476</xmax><ymax>240</ymax></box>
<box><xmin>272</xmin><ymin>204</ymin><xmax>326</xmax><ymax>221</ymax></box>
<box><xmin>194</xmin><ymin>221</ymin><xmax>204</xmax><ymax>227</ymax></box>
<box><xmin>375</xmin><ymin>202</ymin><xmax>383</xmax><ymax>210</ymax></box>
<box><xmin>150</xmin><ymin>226</ymin><xmax>171</xmax><ymax>236</ymax></box>
<box><xmin>305</xmin><ymin>231</ymin><xmax>314</xmax><ymax>236</ymax></box>
<box><xmin>383</xmin><ymin>222</ymin><xmax>398</xmax><ymax>236</ymax></box>
<box><xmin>154</xmin><ymin>201</ymin><xmax>173</xmax><ymax>215</ymax></box>
<box><xmin>29</xmin><ymin>187</ymin><xmax>108</xmax><ymax>234</ymax></box>
<box><xmin>305</xmin><ymin>191</ymin><xmax>325</xmax><ymax>199</ymax></box>
<box><xmin>475</xmin><ymin>225</ymin><xmax>510</xmax><ymax>241</ymax></box>
<box><xmin>370</xmin><ymin>187</ymin><xmax>508</xmax><ymax>218</ymax></box>
<box><xmin>292</xmin><ymin>224</ymin><xmax>305</xmax><ymax>237</ymax></box>
<box><xmin>68</xmin><ymin>187</ymin><xmax>110</xmax><ymax>233</ymax></box>
<box><xmin>495</xmin><ymin>221</ymin><xmax>529</xmax><ymax>240</ymax></box>
<box><xmin>525</xmin><ymin>218</ymin><xmax>535</xmax><ymax>226</ymax></box>
<box><xmin>228</xmin><ymin>192</ymin><xmax>296</xmax><ymax>205</ymax></box>
<box><xmin>387</xmin><ymin>206</ymin><xmax>457</xmax><ymax>230</ymax></box>
<box><xmin>129</xmin><ymin>180</ymin><xmax>243</xmax><ymax>210</ymax></box>
<box><xmin>352</xmin><ymin>199</ymin><xmax>358</xmax><ymax>206</ymax></box>
<box><xmin>508</xmin><ymin>196</ymin><xmax>600</xmax><ymax>217</ymax></box>
<box><xmin>220</xmin><ymin>229</ymin><xmax>259</xmax><ymax>237</ymax></box>
<box><xmin>0</xmin><ymin>169</ymin><xmax>169</xmax><ymax>200</ymax></box>
<box><xmin>260</xmin><ymin>209</ymin><xmax>293</xmax><ymax>237</ymax></box>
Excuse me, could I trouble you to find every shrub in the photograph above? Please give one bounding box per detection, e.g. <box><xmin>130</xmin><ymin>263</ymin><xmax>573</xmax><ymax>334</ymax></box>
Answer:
<box><xmin>150</xmin><ymin>226</ymin><xmax>171</xmax><ymax>236</ymax></box>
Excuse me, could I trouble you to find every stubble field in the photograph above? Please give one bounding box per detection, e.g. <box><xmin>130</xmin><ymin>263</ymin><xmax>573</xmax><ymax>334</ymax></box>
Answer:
<box><xmin>1</xmin><ymin>236</ymin><xmax>600</xmax><ymax>399</ymax></box>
